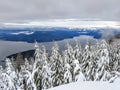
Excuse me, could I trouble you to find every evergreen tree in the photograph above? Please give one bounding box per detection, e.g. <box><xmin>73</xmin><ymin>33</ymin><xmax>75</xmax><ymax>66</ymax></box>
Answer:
<box><xmin>42</xmin><ymin>61</ymin><xmax>52</xmax><ymax>89</ymax></box>
<box><xmin>23</xmin><ymin>65</ymin><xmax>38</xmax><ymax>90</ymax></box>
<box><xmin>16</xmin><ymin>53</ymin><xmax>24</xmax><ymax>72</ymax></box>
<box><xmin>0</xmin><ymin>65</ymin><xmax>4</xmax><ymax>89</ymax></box>
<box><xmin>66</xmin><ymin>42</ymin><xmax>75</xmax><ymax>64</ymax></box>
<box><xmin>34</xmin><ymin>41</ymin><xmax>42</xmax><ymax>66</ymax></box>
<box><xmin>95</xmin><ymin>40</ymin><xmax>110</xmax><ymax>81</ymax></box>
<box><xmin>2</xmin><ymin>58</ymin><xmax>19</xmax><ymax>90</ymax></box>
<box><xmin>41</xmin><ymin>45</ymin><xmax>52</xmax><ymax>89</ymax></box>
<box><xmin>34</xmin><ymin>41</ymin><xmax>43</xmax><ymax>90</ymax></box>
<box><xmin>82</xmin><ymin>41</ymin><xmax>92</xmax><ymax>80</ymax></box>
<box><xmin>50</xmin><ymin>42</ymin><xmax>64</xmax><ymax>87</ymax></box>
<box><xmin>73</xmin><ymin>41</ymin><xmax>83</xmax><ymax>63</ymax></box>
<box><xmin>64</xmin><ymin>63</ymin><xmax>72</xmax><ymax>84</ymax></box>
<box><xmin>72</xmin><ymin>59</ymin><xmax>81</xmax><ymax>81</ymax></box>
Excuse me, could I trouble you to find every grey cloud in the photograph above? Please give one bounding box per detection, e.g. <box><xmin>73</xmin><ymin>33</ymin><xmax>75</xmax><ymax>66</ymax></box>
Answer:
<box><xmin>0</xmin><ymin>0</ymin><xmax>120</xmax><ymax>22</ymax></box>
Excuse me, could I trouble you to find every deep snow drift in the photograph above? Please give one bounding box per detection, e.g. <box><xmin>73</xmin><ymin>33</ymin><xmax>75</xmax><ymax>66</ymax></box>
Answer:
<box><xmin>48</xmin><ymin>81</ymin><xmax>120</xmax><ymax>90</ymax></box>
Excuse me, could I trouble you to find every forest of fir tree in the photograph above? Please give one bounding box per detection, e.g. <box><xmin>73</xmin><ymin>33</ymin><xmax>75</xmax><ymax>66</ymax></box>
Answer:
<box><xmin>0</xmin><ymin>39</ymin><xmax>120</xmax><ymax>90</ymax></box>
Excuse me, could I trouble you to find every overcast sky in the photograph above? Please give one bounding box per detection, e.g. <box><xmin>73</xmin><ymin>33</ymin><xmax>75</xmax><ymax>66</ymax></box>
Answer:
<box><xmin>0</xmin><ymin>0</ymin><xmax>120</xmax><ymax>22</ymax></box>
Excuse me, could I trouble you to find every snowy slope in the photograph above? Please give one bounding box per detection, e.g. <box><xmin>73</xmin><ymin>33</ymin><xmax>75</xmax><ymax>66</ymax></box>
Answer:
<box><xmin>48</xmin><ymin>81</ymin><xmax>120</xmax><ymax>90</ymax></box>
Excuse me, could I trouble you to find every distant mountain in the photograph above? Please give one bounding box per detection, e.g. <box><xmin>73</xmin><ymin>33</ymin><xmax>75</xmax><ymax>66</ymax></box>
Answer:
<box><xmin>0</xmin><ymin>27</ymin><xmax>102</xmax><ymax>43</ymax></box>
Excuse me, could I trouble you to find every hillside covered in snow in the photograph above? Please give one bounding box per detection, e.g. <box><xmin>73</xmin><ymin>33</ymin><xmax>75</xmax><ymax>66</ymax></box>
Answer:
<box><xmin>48</xmin><ymin>81</ymin><xmax>120</xmax><ymax>90</ymax></box>
<box><xmin>0</xmin><ymin>39</ymin><xmax>120</xmax><ymax>90</ymax></box>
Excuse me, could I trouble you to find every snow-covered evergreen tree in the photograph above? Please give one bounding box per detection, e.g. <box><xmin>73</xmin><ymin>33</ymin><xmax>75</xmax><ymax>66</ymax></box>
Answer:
<box><xmin>34</xmin><ymin>41</ymin><xmax>42</xmax><ymax>66</ymax></box>
<box><xmin>34</xmin><ymin>41</ymin><xmax>43</xmax><ymax>90</ymax></box>
<box><xmin>72</xmin><ymin>59</ymin><xmax>83</xmax><ymax>82</ymax></box>
<box><xmin>24</xmin><ymin>58</ymin><xmax>31</xmax><ymax>70</ymax></box>
<box><xmin>41</xmin><ymin>45</ymin><xmax>52</xmax><ymax>89</ymax></box>
<box><xmin>64</xmin><ymin>63</ymin><xmax>72</xmax><ymax>84</ymax></box>
<box><xmin>50</xmin><ymin>42</ymin><xmax>64</xmax><ymax>87</ymax></box>
<box><xmin>0</xmin><ymin>65</ymin><xmax>4</xmax><ymax>89</ymax></box>
<box><xmin>73</xmin><ymin>41</ymin><xmax>83</xmax><ymax>63</ymax></box>
<box><xmin>95</xmin><ymin>40</ymin><xmax>110</xmax><ymax>81</ymax></box>
<box><xmin>23</xmin><ymin>65</ymin><xmax>38</xmax><ymax>90</ymax></box>
<box><xmin>1</xmin><ymin>58</ymin><xmax>20</xmax><ymax>90</ymax></box>
<box><xmin>65</xmin><ymin>42</ymin><xmax>75</xmax><ymax>64</ymax></box>
<box><xmin>42</xmin><ymin>61</ymin><xmax>52</xmax><ymax>89</ymax></box>
<box><xmin>82</xmin><ymin>41</ymin><xmax>93</xmax><ymax>80</ymax></box>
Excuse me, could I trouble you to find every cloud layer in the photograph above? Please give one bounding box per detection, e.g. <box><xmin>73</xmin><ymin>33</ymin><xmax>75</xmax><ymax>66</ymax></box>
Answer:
<box><xmin>0</xmin><ymin>0</ymin><xmax>120</xmax><ymax>22</ymax></box>
<box><xmin>4</xmin><ymin>20</ymin><xmax>120</xmax><ymax>28</ymax></box>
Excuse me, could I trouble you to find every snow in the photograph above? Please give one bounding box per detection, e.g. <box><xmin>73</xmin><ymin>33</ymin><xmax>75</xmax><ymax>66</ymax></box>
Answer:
<box><xmin>10</xmin><ymin>31</ymin><xmax>34</xmax><ymax>35</ymax></box>
<box><xmin>48</xmin><ymin>81</ymin><xmax>120</xmax><ymax>90</ymax></box>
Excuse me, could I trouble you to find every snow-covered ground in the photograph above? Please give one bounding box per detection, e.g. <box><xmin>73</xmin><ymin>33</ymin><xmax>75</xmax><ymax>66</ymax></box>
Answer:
<box><xmin>48</xmin><ymin>80</ymin><xmax>120</xmax><ymax>90</ymax></box>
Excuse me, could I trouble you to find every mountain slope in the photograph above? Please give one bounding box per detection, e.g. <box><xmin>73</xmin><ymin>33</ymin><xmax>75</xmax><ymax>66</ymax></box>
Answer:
<box><xmin>0</xmin><ymin>28</ymin><xmax>102</xmax><ymax>43</ymax></box>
